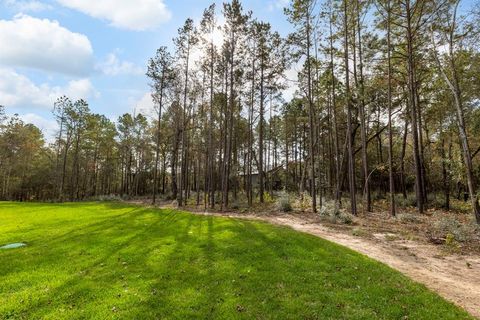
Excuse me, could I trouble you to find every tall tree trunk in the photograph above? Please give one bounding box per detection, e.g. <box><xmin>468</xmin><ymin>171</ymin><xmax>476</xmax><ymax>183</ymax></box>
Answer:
<box><xmin>179</xmin><ymin>39</ymin><xmax>191</xmax><ymax>207</ymax></box>
<box><xmin>329</xmin><ymin>8</ymin><xmax>341</xmax><ymax>208</ymax></box>
<box><xmin>344</xmin><ymin>0</ymin><xmax>357</xmax><ymax>215</ymax></box>
<box><xmin>406</xmin><ymin>0</ymin><xmax>424</xmax><ymax>213</ymax></box>
<box><xmin>387</xmin><ymin>0</ymin><xmax>396</xmax><ymax>216</ymax></box>
<box><xmin>355</xmin><ymin>0</ymin><xmax>370</xmax><ymax>212</ymax></box>
<box><xmin>259</xmin><ymin>54</ymin><xmax>265</xmax><ymax>203</ymax></box>
<box><xmin>153</xmin><ymin>73</ymin><xmax>165</xmax><ymax>205</ymax></box>
<box><xmin>306</xmin><ymin>6</ymin><xmax>317</xmax><ymax>212</ymax></box>
<box><xmin>430</xmin><ymin>1</ymin><xmax>480</xmax><ymax>222</ymax></box>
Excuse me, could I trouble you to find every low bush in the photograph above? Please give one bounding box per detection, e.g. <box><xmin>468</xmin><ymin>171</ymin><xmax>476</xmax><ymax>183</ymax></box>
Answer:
<box><xmin>431</xmin><ymin>216</ymin><xmax>479</xmax><ymax>243</ymax></box>
<box><xmin>91</xmin><ymin>194</ymin><xmax>123</xmax><ymax>202</ymax></box>
<box><xmin>294</xmin><ymin>193</ymin><xmax>313</xmax><ymax>212</ymax></box>
<box><xmin>429</xmin><ymin>193</ymin><xmax>447</xmax><ymax>209</ymax></box>
<box><xmin>395</xmin><ymin>194</ymin><xmax>417</xmax><ymax>208</ymax></box>
<box><xmin>319</xmin><ymin>200</ymin><xmax>353</xmax><ymax>225</ymax></box>
<box><xmin>171</xmin><ymin>199</ymin><xmax>179</xmax><ymax>208</ymax></box>
<box><xmin>352</xmin><ymin>227</ymin><xmax>369</xmax><ymax>237</ymax></box>
<box><xmin>277</xmin><ymin>193</ymin><xmax>293</xmax><ymax>212</ymax></box>
<box><xmin>372</xmin><ymin>191</ymin><xmax>386</xmax><ymax>201</ymax></box>
<box><xmin>396</xmin><ymin>213</ymin><xmax>421</xmax><ymax>224</ymax></box>
<box><xmin>231</xmin><ymin>201</ymin><xmax>240</xmax><ymax>210</ymax></box>
<box><xmin>320</xmin><ymin>200</ymin><xmax>339</xmax><ymax>217</ymax></box>
<box><xmin>263</xmin><ymin>192</ymin><xmax>275</xmax><ymax>204</ymax></box>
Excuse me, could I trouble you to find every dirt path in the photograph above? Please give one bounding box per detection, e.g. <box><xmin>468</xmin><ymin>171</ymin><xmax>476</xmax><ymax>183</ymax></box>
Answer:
<box><xmin>131</xmin><ymin>202</ymin><xmax>480</xmax><ymax>318</ymax></box>
<box><xmin>265</xmin><ymin>215</ymin><xmax>480</xmax><ymax>319</ymax></box>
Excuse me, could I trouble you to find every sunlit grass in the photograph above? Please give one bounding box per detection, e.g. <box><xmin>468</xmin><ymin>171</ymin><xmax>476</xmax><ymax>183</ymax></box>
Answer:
<box><xmin>0</xmin><ymin>202</ymin><xmax>473</xmax><ymax>319</ymax></box>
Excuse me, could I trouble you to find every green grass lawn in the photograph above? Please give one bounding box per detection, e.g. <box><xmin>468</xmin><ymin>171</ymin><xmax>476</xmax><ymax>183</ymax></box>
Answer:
<box><xmin>0</xmin><ymin>202</ymin><xmax>473</xmax><ymax>320</ymax></box>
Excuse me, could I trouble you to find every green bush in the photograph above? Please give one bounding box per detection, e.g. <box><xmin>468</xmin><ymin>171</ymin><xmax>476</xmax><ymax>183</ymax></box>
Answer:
<box><xmin>396</xmin><ymin>213</ymin><xmax>421</xmax><ymax>224</ymax></box>
<box><xmin>277</xmin><ymin>193</ymin><xmax>293</xmax><ymax>212</ymax></box>
<box><xmin>372</xmin><ymin>191</ymin><xmax>386</xmax><ymax>201</ymax></box>
<box><xmin>231</xmin><ymin>201</ymin><xmax>240</xmax><ymax>210</ymax></box>
<box><xmin>91</xmin><ymin>195</ymin><xmax>123</xmax><ymax>202</ymax></box>
<box><xmin>263</xmin><ymin>192</ymin><xmax>274</xmax><ymax>204</ymax></box>
<box><xmin>352</xmin><ymin>227</ymin><xmax>368</xmax><ymax>237</ymax></box>
<box><xmin>320</xmin><ymin>200</ymin><xmax>340</xmax><ymax>217</ymax></box>
<box><xmin>337</xmin><ymin>211</ymin><xmax>353</xmax><ymax>224</ymax></box>
<box><xmin>431</xmin><ymin>216</ymin><xmax>479</xmax><ymax>243</ymax></box>
<box><xmin>395</xmin><ymin>193</ymin><xmax>417</xmax><ymax>208</ymax></box>
<box><xmin>294</xmin><ymin>193</ymin><xmax>313</xmax><ymax>212</ymax></box>
<box><xmin>319</xmin><ymin>200</ymin><xmax>352</xmax><ymax>225</ymax></box>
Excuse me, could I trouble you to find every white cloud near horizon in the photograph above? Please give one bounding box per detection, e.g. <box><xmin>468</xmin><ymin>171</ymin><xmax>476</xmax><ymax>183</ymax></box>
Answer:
<box><xmin>20</xmin><ymin>112</ymin><xmax>58</xmax><ymax>141</ymax></box>
<box><xmin>268</xmin><ymin>0</ymin><xmax>289</xmax><ymax>12</ymax></box>
<box><xmin>0</xmin><ymin>14</ymin><xmax>94</xmax><ymax>76</ymax></box>
<box><xmin>56</xmin><ymin>0</ymin><xmax>172</xmax><ymax>31</ymax></box>
<box><xmin>98</xmin><ymin>53</ymin><xmax>144</xmax><ymax>76</ymax></box>
<box><xmin>131</xmin><ymin>92</ymin><xmax>155</xmax><ymax>117</ymax></box>
<box><xmin>0</xmin><ymin>68</ymin><xmax>98</xmax><ymax>110</ymax></box>
<box><xmin>3</xmin><ymin>0</ymin><xmax>53</xmax><ymax>12</ymax></box>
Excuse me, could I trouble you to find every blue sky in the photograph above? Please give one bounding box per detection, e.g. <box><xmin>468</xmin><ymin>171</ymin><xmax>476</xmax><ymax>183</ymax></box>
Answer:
<box><xmin>0</xmin><ymin>0</ymin><xmax>292</xmax><ymax>138</ymax></box>
<box><xmin>3</xmin><ymin>0</ymin><xmax>476</xmax><ymax>139</ymax></box>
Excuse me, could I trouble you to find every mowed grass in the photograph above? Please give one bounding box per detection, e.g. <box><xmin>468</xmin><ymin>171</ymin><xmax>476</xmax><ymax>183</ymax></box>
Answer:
<box><xmin>0</xmin><ymin>202</ymin><xmax>473</xmax><ymax>320</ymax></box>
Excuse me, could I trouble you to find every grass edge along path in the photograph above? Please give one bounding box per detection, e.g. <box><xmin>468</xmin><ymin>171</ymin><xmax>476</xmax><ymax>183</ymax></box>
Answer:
<box><xmin>0</xmin><ymin>201</ymin><xmax>475</xmax><ymax>319</ymax></box>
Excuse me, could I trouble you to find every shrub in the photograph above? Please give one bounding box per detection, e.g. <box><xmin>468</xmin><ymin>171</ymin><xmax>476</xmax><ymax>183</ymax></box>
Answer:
<box><xmin>431</xmin><ymin>216</ymin><xmax>479</xmax><ymax>243</ymax></box>
<box><xmin>231</xmin><ymin>201</ymin><xmax>240</xmax><ymax>210</ymax></box>
<box><xmin>263</xmin><ymin>192</ymin><xmax>274</xmax><ymax>204</ymax></box>
<box><xmin>92</xmin><ymin>194</ymin><xmax>123</xmax><ymax>202</ymax></box>
<box><xmin>395</xmin><ymin>194</ymin><xmax>417</xmax><ymax>208</ymax></box>
<box><xmin>372</xmin><ymin>191</ymin><xmax>386</xmax><ymax>201</ymax></box>
<box><xmin>352</xmin><ymin>228</ymin><xmax>368</xmax><ymax>237</ymax></box>
<box><xmin>396</xmin><ymin>213</ymin><xmax>421</xmax><ymax>224</ymax></box>
<box><xmin>319</xmin><ymin>200</ymin><xmax>353</xmax><ymax>225</ymax></box>
<box><xmin>445</xmin><ymin>233</ymin><xmax>456</xmax><ymax>246</ymax></box>
<box><xmin>320</xmin><ymin>200</ymin><xmax>339</xmax><ymax>217</ymax></box>
<box><xmin>294</xmin><ymin>193</ymin><xmax>313</xmax><ymax>212</ymax></box>
<box><xmin>121</xmin><ymin>194</ymin><xmax>133</xmax><ymax>201</ymax></box>
<box><xmin>426</xmin><ymin>193</ymin><xmax>437</xmax><ymax>204</ymax></box>
<box><xmin>277</xmin><ymin>193</ymin><xmax>292</xmax><ymax>212</ymax></box>
<box><xmin>337</xmin><ymin>211</ymin><xmax>353</xmax><ymax>224</ymax></box>
<box><xmin>429</xmin><ymin>193</ymin><xmax>447</xmax><ymax>209</ymax></box>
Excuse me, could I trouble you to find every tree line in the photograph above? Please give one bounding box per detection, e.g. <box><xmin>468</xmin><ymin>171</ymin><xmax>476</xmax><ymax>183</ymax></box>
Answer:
<box><xmin>1</xmin><ymin>0</ymin><xmax>480</xmax><ymax>224</ymax></box>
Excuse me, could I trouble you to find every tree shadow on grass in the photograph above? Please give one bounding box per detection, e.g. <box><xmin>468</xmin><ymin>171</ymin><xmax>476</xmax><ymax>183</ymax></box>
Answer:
<box><xmin>0</xmin><ymin>205</ymin><xmax>191</xmax><ymax>319</ymax></box>
<box><xmin>0</xmin><ymin>203</ymin><xmax>474</xmax><ymax>320</ymax></box>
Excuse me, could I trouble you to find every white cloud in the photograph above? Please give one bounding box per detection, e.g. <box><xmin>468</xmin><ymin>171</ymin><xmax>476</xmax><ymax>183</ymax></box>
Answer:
<box><xmin>132</xmin><ymin>92</ymin><xmax>155</xmax><ymax>117</ymax></box>
<box><xmin>268</xmin><ymin>0</ymin><xmax>289</xmax><ymax>12</ymax></box>
<box><xmin>63</xmin><ymin>78</ymin><xmax>99</xmax><ymax>101</ymax></box>
<box><xmin>0</xmin><ymin>14</ymin><xmax>93</xmax><ymax>76</ymax></box>
<box><xmin>98</xmin><ymin>53</ymin><xmax>143</xmax><ymax>76</ymax></box>
<box><xmin>0</xmin><ymin>68</ymin><xmax>98</xmax><ymax>110</ymax></box>
<box><xmin>20</xmin><ymin>113</ymin><xmax>58</xmax><ymax>141</ymax></box>
<box><xmin>3</xmin><ymin>0</ymin><xmax>53</xmax><ymax>12</ymax></box>
<box><xmin>56</xmin><ymin>0</ymin><xmax>171</xmax><ymax>31</ymax></box>
<box><xmin>283</xmin><ymin>65</ymin><xmax>300</xmax><ymax>101</ymax></box>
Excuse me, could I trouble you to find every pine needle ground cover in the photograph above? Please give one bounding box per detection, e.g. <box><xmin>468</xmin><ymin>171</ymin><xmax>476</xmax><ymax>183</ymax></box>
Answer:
<box><xmin>0</xmin><ymin>202</ymin><xmax>473</xmax><ymax>319</ymax></box>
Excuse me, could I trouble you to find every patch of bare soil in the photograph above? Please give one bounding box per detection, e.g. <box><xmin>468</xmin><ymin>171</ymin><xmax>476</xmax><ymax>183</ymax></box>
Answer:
<box><xmin>128</xmin><ymin>199</ymin><xmax>480</xmax><ymax>318</ymax></box>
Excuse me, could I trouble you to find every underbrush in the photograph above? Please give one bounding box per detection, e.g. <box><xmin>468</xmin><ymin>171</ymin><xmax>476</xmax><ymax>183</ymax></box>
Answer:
<box><xmin>396</xmin><ymin>213</ymin><xmax>422</xmax><ymax>224</ymax></box>
<box><xmin>430</xmin><ymin>215</ymin><xmax>480</xmax><ymax>244</ymax></box>
<box><xmin>89</xmin><ymin>194</ymin><xmax>123</xmax><ymax>202</ymax></box>
<box><xmin>394</xmin><ymin>194</ymin><xmax>417</xmax><ymax>208</ymax></box>
<box><xmin>319</xmin><ymin>200</ymin><xmax>353</xmax><ymax>225</ymax></box>
<box><xmin>293</xmin><ymin>192</ymin><xmax>313</xmax><ymax>212</ymax></box>
<box><xmin>276</xmin><ymin>192</ymin><xmax>292</xmax><ymax>212</ymax></box>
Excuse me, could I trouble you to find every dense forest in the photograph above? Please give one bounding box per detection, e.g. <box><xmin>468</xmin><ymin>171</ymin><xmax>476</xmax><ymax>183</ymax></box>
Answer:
<box><xmin>1</xmin><ymin>0</ymin><xmax>480</xmax><ymax>224</ymax></box>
